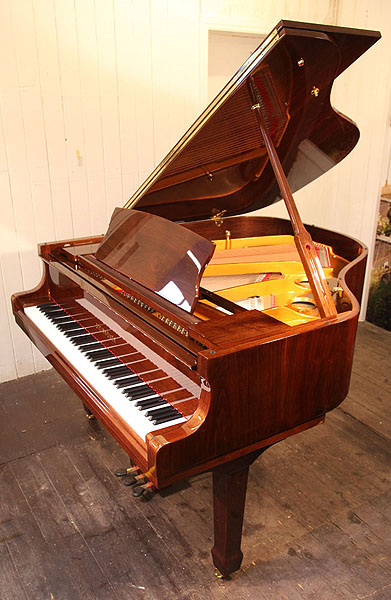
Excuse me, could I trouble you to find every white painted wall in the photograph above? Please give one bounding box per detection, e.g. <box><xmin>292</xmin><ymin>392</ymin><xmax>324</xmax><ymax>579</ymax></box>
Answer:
<box><xmin>208</xmin><ymin>30</ymin><xmax>265</xmax><ymax>102</ymax></box>
<box><xmin>0</xmin><ymin>0</ymin><xmax>390</xmax><ymax>382</ymax></box>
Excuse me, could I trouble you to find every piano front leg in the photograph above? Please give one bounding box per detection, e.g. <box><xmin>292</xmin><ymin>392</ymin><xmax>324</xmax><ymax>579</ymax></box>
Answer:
<box><xmin>211</xmin><ymin>447</ymin><xmax>271</xmax><ymax>578</ymax></box>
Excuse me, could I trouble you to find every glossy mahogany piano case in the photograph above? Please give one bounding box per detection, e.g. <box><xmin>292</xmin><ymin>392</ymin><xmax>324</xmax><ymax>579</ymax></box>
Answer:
<box><xmin>12</xmin><ymin>20</ymin><xmax>380</xmax><ymax>578</ymax></box>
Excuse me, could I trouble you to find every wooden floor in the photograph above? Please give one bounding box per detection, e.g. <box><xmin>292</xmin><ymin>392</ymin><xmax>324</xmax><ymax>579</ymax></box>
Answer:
<box><xmin>0</xmin><ymin>321</ymin><xmax>390</xmax><ymax>600</ymax></box>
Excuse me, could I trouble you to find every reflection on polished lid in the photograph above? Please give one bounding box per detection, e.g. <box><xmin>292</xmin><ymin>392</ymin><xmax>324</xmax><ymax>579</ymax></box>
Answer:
<box><xmin>125</xmin><ymin>20</ymin><xmax>380</xmax><ymax>223</ymax></box>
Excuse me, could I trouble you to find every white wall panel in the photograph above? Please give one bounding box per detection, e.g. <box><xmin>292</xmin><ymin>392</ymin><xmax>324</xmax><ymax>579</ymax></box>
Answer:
<box><xmin>75</xmin><ymin>0</ymin><xmax>108</xmax><ymax>235</ymax></box>
<box><xmin>33</xmin><ymin>0</ymin><xmax>74</xmax><ymax>241</ymax></box>
<box><xmin>0</xmin><ymin>0</ymin><xmax>40</xmax><ymax>378</ymax></box>
<box><xmin>115</xmin><ymin>0</ymin><xmax>140</xmax><ymax>206</ymax></box>
<box><xmin>54</xmin><ymin>0</ymin><xmax>92</xmax><ymax>239</ymax></box>
<box><xmin>95</xmin><ymin>0</ymin><xmax>123</xmax><ymax>218</ymax></box>
<box><xmin>0</xmin><ymin>0</ymin><xmax>389</xmax><ymax>382</ymax></box>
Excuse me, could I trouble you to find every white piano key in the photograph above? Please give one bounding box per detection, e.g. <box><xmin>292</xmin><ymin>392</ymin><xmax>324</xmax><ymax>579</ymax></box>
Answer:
<box><xmin>24</xmin><ymin>305</ymin><xmax>187</xmax><ymax>441</ymax></box>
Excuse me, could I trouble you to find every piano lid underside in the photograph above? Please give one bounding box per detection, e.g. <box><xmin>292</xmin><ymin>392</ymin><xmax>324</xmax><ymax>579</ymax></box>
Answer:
<box><xmin>128</xmin><ymin>29</ymin><xmax>363</xmax><ymax>222</ymax></box>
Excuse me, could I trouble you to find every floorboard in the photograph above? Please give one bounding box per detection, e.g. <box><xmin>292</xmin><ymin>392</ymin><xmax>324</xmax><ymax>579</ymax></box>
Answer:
<box><xmin>0</xmin><ymin>321</ymin><xmax>390</xmax><ymax>599</ymax></box>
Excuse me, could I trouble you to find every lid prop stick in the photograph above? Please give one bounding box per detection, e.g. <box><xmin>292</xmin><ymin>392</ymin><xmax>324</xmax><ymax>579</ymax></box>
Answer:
<box><xmin>249</xmin><ymin>76</ymin><xmax>337</xmax><ymax>319</ymax></box>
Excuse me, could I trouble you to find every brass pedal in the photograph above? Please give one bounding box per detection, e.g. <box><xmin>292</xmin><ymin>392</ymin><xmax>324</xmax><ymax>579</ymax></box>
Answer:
<box><xmin>132</xmin><ymin>481</ymin><xmax>155</xmax><ymax>501</ymax></box>
<box><xmin>115</xmin><ymin>466</ymin><xmax>155</xmax><ymax>500</ymax></box>
<box><xmin>114</xmin><ymin>465</ymin><xmax>138</xmax><ymax>478</ymax></box>
<box><xmin>123</xmin><ymin>470</ymin><xmax>142</xmax><ymax>487</ymax></box>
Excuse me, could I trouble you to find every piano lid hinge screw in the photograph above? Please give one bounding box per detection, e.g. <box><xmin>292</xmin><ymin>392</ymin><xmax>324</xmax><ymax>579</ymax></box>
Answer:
<box><xmin>311</xmin><ymin>86</ymin><xmax>320</xmax><ymax>97</ymax></box>
<box><xmin>206</xmin><ymin>171</ymin><xmax>214</xmax><ymax>181</ymax></box>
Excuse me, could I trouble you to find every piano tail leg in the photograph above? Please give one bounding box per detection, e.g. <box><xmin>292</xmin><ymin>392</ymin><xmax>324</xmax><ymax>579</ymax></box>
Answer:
<box><xmin>211</xmin><ymin>447</ymin><xmax>270</xmax><ymax>578</ymax></box>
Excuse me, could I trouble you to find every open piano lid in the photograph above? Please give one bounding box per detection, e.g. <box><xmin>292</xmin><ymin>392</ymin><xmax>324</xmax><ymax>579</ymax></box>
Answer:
<box><xmin>96</xmin><ymin>21</ymin><xmax>380</xmax><ymax>314</ymax></box>
<box><xmin>124</xmin><ymin>20</ymin><xmax>380</xmax><ymax>222</ymax></box>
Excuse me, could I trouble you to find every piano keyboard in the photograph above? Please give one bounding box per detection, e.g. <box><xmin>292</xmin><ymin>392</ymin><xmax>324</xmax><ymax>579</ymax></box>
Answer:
<box><xmin>24</xmin><ymin>301</ymin><xmax>197</xmax><ymax>441</ymax></box>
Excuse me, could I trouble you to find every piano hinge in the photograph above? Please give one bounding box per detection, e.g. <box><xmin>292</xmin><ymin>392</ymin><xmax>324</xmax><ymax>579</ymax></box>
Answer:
<box><xmin>211</xmin><ymin>208</ymin><xmax>226</xmax><ymax>227</ymax></box>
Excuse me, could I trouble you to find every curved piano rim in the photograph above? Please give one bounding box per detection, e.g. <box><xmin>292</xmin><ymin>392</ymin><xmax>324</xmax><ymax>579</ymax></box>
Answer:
<box><xmin>12</xmin><ymin>215</ymin><xmax>367</xmax><ymax>489</ymax></box>
<box><xmin>148</xmin><ymin>215</ymin><xmax>367</xmax><ymax>487</ymax></box>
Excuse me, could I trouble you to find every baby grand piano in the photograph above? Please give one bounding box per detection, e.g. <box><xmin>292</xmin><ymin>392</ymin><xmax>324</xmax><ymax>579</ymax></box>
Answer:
<box><xmin>12</xmin><ymin>21</ymin><xmax>380</xmax><ymax>578</ymax></box>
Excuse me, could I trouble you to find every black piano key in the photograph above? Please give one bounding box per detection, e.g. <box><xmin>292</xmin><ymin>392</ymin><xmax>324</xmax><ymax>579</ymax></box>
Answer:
<box><xmin>85</xmin><ymin>349</ymin><xmax>112</xmax><ymax>360</ymax></box>
<box><xmin>149</xmin><ymin>405</ymin><xmax>180</xmax><ymax>416</ymax></box>
<box><xmin>135</xmin><ymin>396</ymin><xmax>165</xmax><ymax>409</ymax></box>
<box><xmin>56</xmin><ymin>322</ymin><xmax>82</xmax><ymax>331</ymax></box>
<box><xmin>95</xmin><ymin>358</ymin><xmax>122</xmax><ymax>368</ymax></box>
<box><xmin>129</xmin><ymin>385</ymin><xmax>157</xmax><ymax>397</ymax></box>
<box><xmin>54</xmin><ymin>320</ymin><xmax>76</xmax><ymax>327</ymax></box>
<box><xmin>150</xmin><ymin>406</ymin><xmax>178</xmax><ymax>421</ymax></box>
<box><xmin>78</xmin><ymin>342</ymin><xmax>102</xmax><ymax>352</ymax></box>
<box><xmin>114</xmin><ymin>375</ymin><xmax>140</xmax><ymax>389</ymax></box>
<box><xmin>103</xmin><ymin>365</ymin><xmax>131</xmax><ymax>378</ymax></box>
<box><xmin>65</xmin><ymin>329</ymin><xmax>93</xmax><ymax>339</ymax></box>
<box><xmin>41</xmin><ymin>304</ymin><xmax>65</xmax><ymax>310</ymax></box>
<box><xmin>41</xmin><ymin>309</ymin><xmax>65</xmax><ymax>317</ymax></box>
<box><xmin>38</xmin><ymin>305</ymin><xmax>63</xmax><ymax>312</ymax></box>
<box><xmin>53</xmin><ymin>319</ymin><xmax>76</xmax><ymax>326</ymax></box>
<box><xmin>71</xmin><ymin>335</ymin><xmax>97</xmax><ymax>346</ymax></box>
<box><xmin>123</xmin><ymin>385</ymin><xmax>153</xmax><ymax>399</ymax></box>
<box><xmin>151</xmin><ymin>413</ymin><xmax>183</xmax><ymax>426</ymax></box>
<box><xmin>55</xmin><ymin>320</ymin><xmax>80</xmax><ymax>329</ymax></box>
<box><xmin>146</xmin><ymin>406</ymin><xmax>178</xmax><ymax>419</ymax></box>
<box><xmin>38</xmin><ymin>302</ymin><xmax>57</xmax><ymax>309</ymax></box>
<box><xmin>47</xmin><ymin>313</ymin><xmax>71</xmax><ymax>320</ymax></box>
<box><xmin>122</xmin><ymin>380</ymin><xmax>150</xmax><ymax>392</ymax></box>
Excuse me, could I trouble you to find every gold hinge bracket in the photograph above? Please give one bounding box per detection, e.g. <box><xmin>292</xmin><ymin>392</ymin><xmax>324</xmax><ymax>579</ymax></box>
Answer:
<box><xmin>211</xmin><ymin>208</ymin><xmax>227</xmax><ymax>227</ymax></box>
